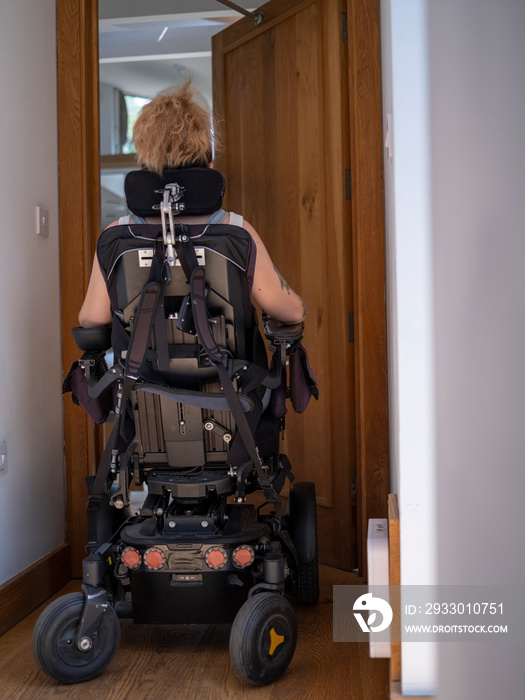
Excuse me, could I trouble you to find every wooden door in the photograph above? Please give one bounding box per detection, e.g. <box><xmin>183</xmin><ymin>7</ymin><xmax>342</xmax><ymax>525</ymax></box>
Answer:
<box><xmin>212</xmin><ymin>0</ymin><xmax>389</xmax><ymax>573</ymax></box>
<box><xmin>213</xmin><ymin>0</ymin><xmax>356</xmax><ymax>570</ymax></box>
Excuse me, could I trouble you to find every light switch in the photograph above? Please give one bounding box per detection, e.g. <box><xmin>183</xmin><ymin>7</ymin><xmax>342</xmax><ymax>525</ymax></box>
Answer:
<box><xmin>36</xmin><ymin>206</ymin><xmax>49</xmax><ymax>237</ymax></box>
<box><xmin>0</xmin><ymin>442</ymin><xmax>6</xmax><ymax>476</ymax></box>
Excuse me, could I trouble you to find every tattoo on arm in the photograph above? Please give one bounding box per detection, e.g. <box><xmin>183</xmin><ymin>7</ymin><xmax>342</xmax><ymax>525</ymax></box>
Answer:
<box><xmin>273</xmin><ymin>264</ymin><xmax>291</xmax><ymax>295</ymax></box>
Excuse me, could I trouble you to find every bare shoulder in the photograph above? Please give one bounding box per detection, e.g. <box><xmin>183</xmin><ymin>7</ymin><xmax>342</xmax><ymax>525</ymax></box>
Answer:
<box><xmin>106</xmin><ymin>218</ymin><xmax>125</xmax><ymax>229</ymax></box>
<box><xmin>233</xmin><ymin>217</ymin><xmax>265</xmax><ymax>248</ymax></box>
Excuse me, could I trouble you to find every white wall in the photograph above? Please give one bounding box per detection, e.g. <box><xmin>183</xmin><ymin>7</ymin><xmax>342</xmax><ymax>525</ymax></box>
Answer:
<box><xmin>0</xmin><ymin>0</ymin><xmax>65</xmax><ymax>584</ymax></box>
<box><xmin>380</xmin><ymin>0</ymin><xmax>437</xmax><ymax>693</ymax></box>
<box><xmin>382</xmin><ymin>0</ymin><xmax>525</xmax><ymax>696</ymax></box>
<box><xmin>430</xmin><ymin>0</ymin><xmax>525</xmax><ymax>697</ymax></box>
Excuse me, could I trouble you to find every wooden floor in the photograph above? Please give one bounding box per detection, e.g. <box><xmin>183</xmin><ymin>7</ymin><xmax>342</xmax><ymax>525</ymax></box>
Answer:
<box><xmin>0</xmin><ymin>565</ymin><xmax>389</xmax><ymax>700</ymax></box>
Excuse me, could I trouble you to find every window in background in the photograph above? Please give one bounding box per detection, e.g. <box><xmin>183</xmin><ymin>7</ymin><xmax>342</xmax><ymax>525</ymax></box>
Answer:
<box><xmin>122</xmin><ymin>94</ymin><xmax>150</xmax><ymax>153</ymax></box>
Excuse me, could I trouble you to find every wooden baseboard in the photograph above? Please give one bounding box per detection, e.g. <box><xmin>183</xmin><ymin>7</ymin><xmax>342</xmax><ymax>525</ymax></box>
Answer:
<box><xmin>0</xmin><ymin>544</ymin><xmax>71</xmax><ymax>636</ymax></box>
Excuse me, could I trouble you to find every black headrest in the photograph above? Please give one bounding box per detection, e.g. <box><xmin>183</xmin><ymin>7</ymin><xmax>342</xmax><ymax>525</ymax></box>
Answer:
<box><xmin>124</xmin><ymin>167</ymin><xmax>226</xmax><ymax>218</ymax></box>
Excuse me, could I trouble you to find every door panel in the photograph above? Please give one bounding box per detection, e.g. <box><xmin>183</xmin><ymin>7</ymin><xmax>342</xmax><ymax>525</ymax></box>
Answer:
<box><xmin>213</xmin><ymin>0</ymin><xmax>356</xmax><ymax>569</ymax></box>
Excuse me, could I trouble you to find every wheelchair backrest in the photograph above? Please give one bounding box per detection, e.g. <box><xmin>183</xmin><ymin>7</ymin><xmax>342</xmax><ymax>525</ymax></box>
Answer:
<box><xmin>95</xmin><ymin>168</ymin><xmax>267</xmax><ymax>468</ymax></box>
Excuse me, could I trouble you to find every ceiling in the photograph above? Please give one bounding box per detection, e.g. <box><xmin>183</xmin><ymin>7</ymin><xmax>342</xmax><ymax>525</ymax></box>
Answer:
<box><xmin>98</xmin><ymin>0</ymin><xmax>258</xmax><ymax>105</ymax></box>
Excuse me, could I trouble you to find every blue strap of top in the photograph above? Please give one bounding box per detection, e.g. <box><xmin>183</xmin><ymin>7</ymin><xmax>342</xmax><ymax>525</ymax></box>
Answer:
<box><xmin>130</xmin><ymin>213</ymin><xmax>147</xmax><ymax>224</ymax></box>
<box><xmin>204</xmin><ymin>209</ymin><xmax>228</xmax><ymax>224</ymax></box>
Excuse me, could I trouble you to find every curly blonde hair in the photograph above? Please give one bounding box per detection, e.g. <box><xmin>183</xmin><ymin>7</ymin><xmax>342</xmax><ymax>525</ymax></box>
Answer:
<box><xmin>132</xmin><ymin>81</ymin><xmax>215</xmax><ymax>174</ymax></box>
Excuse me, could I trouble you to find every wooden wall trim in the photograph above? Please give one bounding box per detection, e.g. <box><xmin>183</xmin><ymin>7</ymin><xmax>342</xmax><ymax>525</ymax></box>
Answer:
<box><xmin>100</xmin><ymin>153</ymin><xmax>137</xmax><ymax>170</ymax></box>
<box><xmin>347</xmin><ymin>0</ymin><xmax>390</xmax><ymax>575</ymax></box>
<box><xmin>57</xmin><ymin>0</ymin><xmax>101</xmax><ymax>578</ymax></box>
<box><xmin>389</xmin><ymin>496</ymin><xmax>435</xmax><ymax>699</ymax></box>
<box><xmin>388</xmin><ymin>494</ymin><xmax>401</xmax><ymax>683</ymax></box>
<box><xmin>319</xmin><ymin>0</ymin><xmax>356</xmax><ymax>569</ymax></box>
<box><xmin>0</xmin><ymin>545</ymin><xmax>71</xmax><ymax>637</ymax></box>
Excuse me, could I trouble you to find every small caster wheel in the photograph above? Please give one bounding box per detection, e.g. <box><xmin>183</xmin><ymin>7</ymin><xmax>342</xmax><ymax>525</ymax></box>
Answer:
<box><xmin>32</xmin><ymin>592</ymin><xmax>120</xmax><ymax>683</ymax></box>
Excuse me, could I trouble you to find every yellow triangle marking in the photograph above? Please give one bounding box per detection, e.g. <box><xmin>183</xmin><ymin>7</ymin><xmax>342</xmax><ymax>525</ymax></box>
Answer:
<box><xmin>269</xmin><ymin>627</ymin><xmax>285</xmax><ymax>656</ymax></box>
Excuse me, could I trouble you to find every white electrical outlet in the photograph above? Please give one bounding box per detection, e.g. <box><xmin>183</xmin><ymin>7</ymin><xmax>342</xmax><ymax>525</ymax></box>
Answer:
<box><xmin>367</xmin><ymin>518</ymin><xmax>390</xmax><ymax>658</ymax></box>
<box><xmin>0</xmin><ymin>442</ymin><xmax>6</xmax><ymax>476</ymax></box>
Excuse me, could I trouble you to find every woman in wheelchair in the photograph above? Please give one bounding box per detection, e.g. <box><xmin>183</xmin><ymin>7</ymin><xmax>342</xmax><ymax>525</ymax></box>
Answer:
<box><xmin>33</xmin><ymin>81</ymin><xmax>319</xmax><ymax>688</ymax></box>
<box><xmin>79</xmin><ymin>81</ymin><xmax>307</xmax><ymax>330</ymax></box>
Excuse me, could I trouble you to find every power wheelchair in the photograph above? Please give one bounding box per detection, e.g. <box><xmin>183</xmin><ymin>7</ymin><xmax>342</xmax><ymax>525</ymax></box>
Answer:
<box><xmin>33</xmin><ymin>167</ymin><xmax>319</xmax><ymax>686</ymax></box>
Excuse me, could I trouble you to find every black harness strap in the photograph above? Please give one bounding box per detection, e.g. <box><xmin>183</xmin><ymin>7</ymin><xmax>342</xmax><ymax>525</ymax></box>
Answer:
<box><xmin>121</xmin><ymin>236</ymin><xmax>172</xmax><ymax>380</ymax></box>
<box><xmin>135</xmin><ymin>382</ymin><xmax>254</xmax><ymax>412</ymax></box>
<box><xmin>190</xmin><ymin>267</ymin><xmax>224</xmax><ymax>363</ymax></box>
<box><xmin>125</xmin><ymin>281</ymin><xmax>163</xmax><ymax>379</ymax></box>
<box><xmin>175</xmin><ymin>229</ymin><xmax>200</xmax><ymax>284</ymax></box>
<box><xmin>188</xmin><ymin>265</ymin><xmax>282</xmax><ymax>528</ymax></box>
<box><xmin>87</xmin><ymin>240</ymin><xmax>171</xmax><ymax>539</ymax></box>
<box><xmin>154</xmin><ymin>296</ymin><xmax>170</xmax><ymax>372</ymax></box>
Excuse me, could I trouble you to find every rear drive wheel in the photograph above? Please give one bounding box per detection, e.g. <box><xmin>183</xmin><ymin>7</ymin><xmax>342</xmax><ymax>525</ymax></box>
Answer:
<box><xmin>32</xmin><ymin>592</ymin><xmax>120</xmax><ymax>684</ymax></box>
<box><xmin>230</xmin><ymin>592</ymin><xmax>297</xmax><ymax>685</ymax></box>
<box><xmin>287</xmin><ymin>481</ymin><xmax>320</xmax><ymax>604</ymax></box>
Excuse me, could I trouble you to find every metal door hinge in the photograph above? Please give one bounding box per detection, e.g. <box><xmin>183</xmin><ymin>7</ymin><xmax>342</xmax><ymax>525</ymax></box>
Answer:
<box><xmin>348</xmin><ymin>312</ymin><xmax>354</xmax><ymax>343</ymax></box>
<box><xmin>345</xmin><ymin>169</ymin><xmax>352</xmax><ymax>200</ymax></box>
<box><xmin>342</xmin><ymin>12</ymin><xmax>348</xmax><ymax>43</ymax></box>
<box><xmin>351</xmin><ymin>469</ymin><xmax>357</xmax><ymax>502</ymax></box>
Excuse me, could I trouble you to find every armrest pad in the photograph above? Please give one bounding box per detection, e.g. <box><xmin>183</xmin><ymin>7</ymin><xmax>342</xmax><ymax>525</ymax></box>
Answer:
<box><xmin>263</xmin><ymin>319</ymin><xmax>304</xmax><ymax>344</ymax></box>
<box><xmin>72</xmin><ymin>325</ymin><xmax>112</xmax><ymax>352</ymax></box>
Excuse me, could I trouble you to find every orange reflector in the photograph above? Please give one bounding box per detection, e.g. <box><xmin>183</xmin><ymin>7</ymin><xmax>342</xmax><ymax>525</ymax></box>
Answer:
<box><xmin>144</xmin><ymin>547</ymin><xmax>165</xmax><ymax>570</ymax></box>
<box><xmin>205</xmin><ymin>546</ymin><xmax>227</xmax><ymax>569</ymax></box>
<box><xmin>121</xmin><ymin>547</ymin><xmax>141</xmax><ymax>570</ymax></box>
<box><xmin>232</xmin><ymin>545</ymin><xmax>255</xmax><ymax>569</ymax></box>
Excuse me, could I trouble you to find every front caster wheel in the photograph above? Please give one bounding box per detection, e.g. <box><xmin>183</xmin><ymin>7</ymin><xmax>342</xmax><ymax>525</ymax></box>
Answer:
<box><xmin>230</xmin><ymin>592</ymin><xmax>297</xmax><ymax>686</ymax></box>
<box><xmin>32</xmin><ymin>592</ymin><xmax>120</xmax><ymax>684</ymax></box>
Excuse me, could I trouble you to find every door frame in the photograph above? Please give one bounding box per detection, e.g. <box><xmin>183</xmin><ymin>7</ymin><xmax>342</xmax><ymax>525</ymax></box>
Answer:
<box><xmin>57</xmin><ymin>0</ymin><xmax>389</xmax><ymax>578</ymax></box>
<box><xmin>345</xmin><ymin>0</ymin><xmax>390</xmax><ymax>574</ymax></box>
<box><xmin>57</xmin><ymin>0</ymin><xmax>101</xmax><ymax>578</ymax></box>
